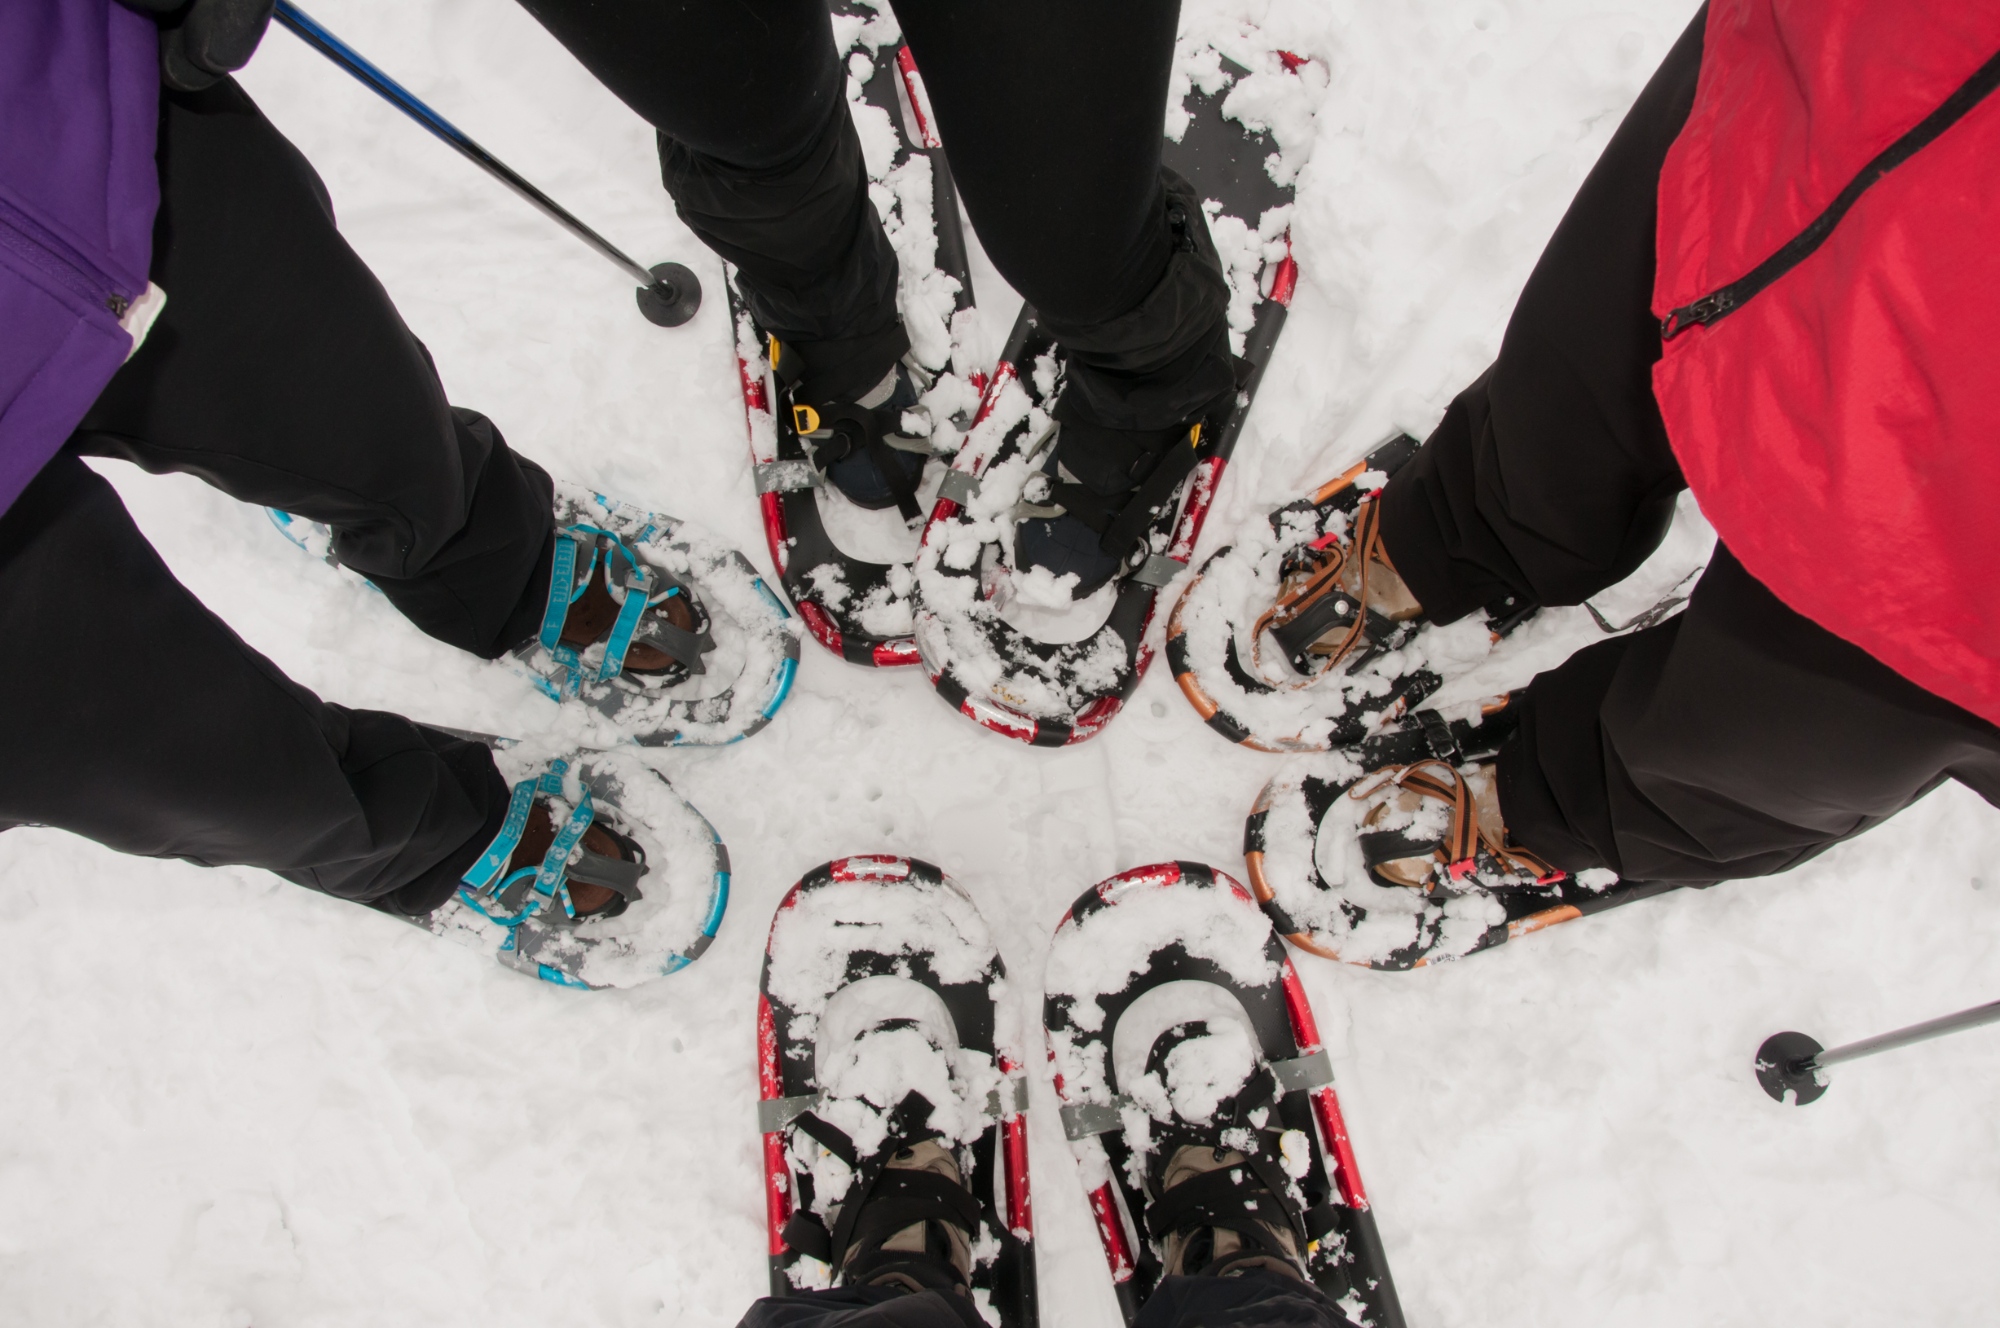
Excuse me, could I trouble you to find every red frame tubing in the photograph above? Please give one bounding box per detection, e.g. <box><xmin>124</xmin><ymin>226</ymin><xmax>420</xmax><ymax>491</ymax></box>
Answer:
<box><xmin>1279</xmin><ymin>959</ymin><xmax>1370</xmax><ymax>1211</ymax></box>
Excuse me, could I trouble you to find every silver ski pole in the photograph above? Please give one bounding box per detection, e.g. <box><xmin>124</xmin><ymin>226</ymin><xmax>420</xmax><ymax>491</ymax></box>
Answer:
<box><xmin>1754</xmin><ymin>997</ymin><xmax>2000</xmax><ymax>1104</ymax></box>
<box><xmin>272</xmin><ymin>0</ymin><xmax>700</xmax><ymax>327</ymax></box>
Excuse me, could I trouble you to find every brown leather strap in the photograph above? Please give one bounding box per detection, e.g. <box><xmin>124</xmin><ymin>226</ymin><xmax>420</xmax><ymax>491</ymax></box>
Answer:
<box><xmin>1249</xmin><ymin>499</ymin><xmax>1386</xmax><ymax>688</ymax></box>
<box><xmin>1349</xmin><ymin>759</ymin><xmax>1562</xmax><ymax>885</ymax></box>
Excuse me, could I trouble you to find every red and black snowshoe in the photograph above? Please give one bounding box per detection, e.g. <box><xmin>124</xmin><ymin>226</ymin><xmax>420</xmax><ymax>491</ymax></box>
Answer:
<box><xmin>1043</xmin><ymin>861</ymin><xmax>1403</xmax><ymax>1327</ymax></box>
<box><xmin>911</xmin><ymin>50</ymin><xmax>1313</xmax><ymax>746</ymax></box>
<box><xmin>757</xmin><ymin>856</ymin><xmax>1036</xmax><ymax>1326</ymax></box>
<box><xmin>1243</xmin><ymin>695</ymin><xmax>1686</xmax><ymax>969</ymax></box>
<box><xmin>732</xmin><ymin>4</ymin><xmax>982</xmax><ymax>668</ymax></box>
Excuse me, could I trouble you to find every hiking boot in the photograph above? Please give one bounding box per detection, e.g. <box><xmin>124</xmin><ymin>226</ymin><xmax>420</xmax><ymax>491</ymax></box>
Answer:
<box><xmin>773</xmin><ymin>336</ymin><xmax>937</xmax><ymax>518</ymax></box>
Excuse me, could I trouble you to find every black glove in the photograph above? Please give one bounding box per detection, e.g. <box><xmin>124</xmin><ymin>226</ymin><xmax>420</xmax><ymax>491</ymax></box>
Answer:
<box><xmin>120</xmin><ymin>0</ymin><xmax>277</xmax><ymax>93</ymax></box>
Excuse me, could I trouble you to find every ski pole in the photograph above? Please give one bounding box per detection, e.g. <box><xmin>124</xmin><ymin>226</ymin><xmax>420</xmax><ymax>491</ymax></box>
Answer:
<box><xmin>1754</xmin><ymin>997</ymin><xmax>2000</xmax><ymax>1105</ymax></box>
<box><xmin>271</xmin><ymin>0</ymin><xmax>700</xmax><ymax>327</ymax></box>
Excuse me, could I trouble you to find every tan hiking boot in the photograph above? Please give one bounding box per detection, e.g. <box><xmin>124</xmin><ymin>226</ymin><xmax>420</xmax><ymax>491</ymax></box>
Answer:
<box><xmin>843</xmin><ymin>1140</ymin><xmax>975</xmax><ymax>1292</ymax></box>
<box><xmin>1158</xmin><ymin>1145</ymin><xmax>1308</xmax><ymax>1282</ymax></box>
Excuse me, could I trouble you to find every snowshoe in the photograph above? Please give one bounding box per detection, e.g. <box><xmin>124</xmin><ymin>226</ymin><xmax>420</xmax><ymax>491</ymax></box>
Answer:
<box><xmin>912</xmin><ymin>48</ymin><xmax>1313</xmax><ymax>746</ymax></box>
<box><xmin>1243</xmin><ymin>695</ymin><xmax>1685</xmax><ymax>969</ymax></box>
<box><xmin>733</xmin><ymin>3</ymin><xmax>982</xmax><ymax>668</ymax></box>
<box><xmin>268</xmin><ymin>482</ymin><xmax>801</xmax><ymax>747</ymax></box>
<box><xmin>1044</xmin><ymin>862</ymin><xmax>1402</xmax><ymax>1327</ymax></box>
<box><xmin>1166</xmin><ymin>434</ymin><xmax>1537</xmax><ymax>752</ymax></box>
<box><xmin>757</xmin><ymin>856</ymin><xmax>1036</xmax><ymax>1327</ymax></box>
<box><xmin>415</xmin><ymin>738</ymin><xmax>729</xmax><ymax>989</ymax></box>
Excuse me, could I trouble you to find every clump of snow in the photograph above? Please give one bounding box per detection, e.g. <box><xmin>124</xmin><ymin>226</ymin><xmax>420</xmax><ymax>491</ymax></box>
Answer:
<box><xmin>766</xmin><ymin>871</ymin><xmax>1000</xmax><ymax>1043</ymax></box>
<box><xmin>1128</xmin><ymin>1018</ymin><xmax>1259</xmax><ymax>1125</ymax></box>
<box><xmin>1046</xmin><ymin>872</ymin><xmax>1278</xmax><ymax>1114</ymax></box>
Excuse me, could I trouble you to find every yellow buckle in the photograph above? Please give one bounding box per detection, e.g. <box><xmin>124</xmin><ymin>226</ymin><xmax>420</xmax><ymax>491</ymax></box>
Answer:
<box><xmin>792</xmin><ymin>404</ymin><xmax>821</xmax><ymax>435</ymax></box>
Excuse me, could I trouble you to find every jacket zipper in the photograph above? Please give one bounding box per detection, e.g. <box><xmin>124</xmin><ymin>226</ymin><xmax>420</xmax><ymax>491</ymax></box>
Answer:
<box><xmin>1661</xmin><ymin>44</ymin><xmax>2000</xmax><ymax>340</ymax></box>
<box><xmin>0</xmin><ymin>193</ymin><xmax>133</xmax><ymax>319</ymax></box>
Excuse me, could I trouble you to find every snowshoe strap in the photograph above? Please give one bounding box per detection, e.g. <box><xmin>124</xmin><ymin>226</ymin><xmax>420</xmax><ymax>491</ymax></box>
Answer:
<box><xmin>455</xmin><ymin>762</ymin><xmax>604</xmax><ymax>925</ymax></box>
<box><xmin>597</xmin><ymin>556</ymin><xmax>654</xmax><ymax>682</ymax></box>
<box><xmin>765</xmin><ymin>1078</ymin><xmax>1027</xmax><ymax>1136</ymax></box>
<box><xmin>537</xmin><ymin>526</ymin><xmax>713</xmax><ymax>688</ymax></box>
<box><xmin>1059</xmin><ymin>1050</ymin><xmax>1331</xmax><ymax>1139</ymax></box>
<box><xmin>1351</xmin><ymin>760</ymin><xmax>1562</xmax><ymax>884</ymax></box>
<box><xmin>772</xmin><ymin>336</ymin><xmax>927</xmax><ymax>522</ymax></box>
<box><xmin>629</xmin><ymin>597</ymin><xmax>714</xmax><ymax>676</ymax></box>
<box><xmin>1142</xmin><ymin>1154</ymin><xmax>1306</xmax><ymax>1263</ymax></box>
<box><xmin>1251</xmin><ymin>498</ymin><xmax>1395</xmax><ymax>687</ymax></box>
<box><xmin>1032</xmin><ymin>424</ymin><xmax>1203</xmax><ymax>564</ymax></box>
<box><xmin>564</xmin><ymin>847</ymin><xmax>645</xmax><ymax>899</ymax></box>
<box><xmin>833</xmin><ymin>1165</ymin><xmax>983</xmax><ymax>1272</ymax></box>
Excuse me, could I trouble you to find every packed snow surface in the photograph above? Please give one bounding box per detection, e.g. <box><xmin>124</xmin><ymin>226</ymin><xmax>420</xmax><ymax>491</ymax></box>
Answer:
<box><xmin>7</xmin><ymin>1</ymin><xmax>2000</xmax><ymax>1325</ymax></box>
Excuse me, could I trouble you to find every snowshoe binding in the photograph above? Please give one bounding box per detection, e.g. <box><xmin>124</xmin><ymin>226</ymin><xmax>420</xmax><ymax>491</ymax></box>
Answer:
<box><xmin>913</xmin><ymin>48</ymin><xmax>1315</xmax><ymax>746</ymax></box>
<box><xmin>733</xmin><ymin>3</ymin><xmax>982</xmax><ymax>668</ymax></box>
<box><xmin>1167</xmin><ymin>433</ymin><xmax>1537</xmax><ymax>752</ymax></box>
<box><xmin>758</xmin><ymin>856</ymin><xmax>1036</xmax><ymax>1327</ymax></box>
<box><xmin>1243</xmin><ymin>694</ymin><xmax>1682</xmax><ymax>969</ymax></box>
<box><xmin>1043</xmin><ymin>862</ymin><xmax>1402</xmax><ymax>1327</ymax></box>
<box><xmin>416</xmin><ymin>740</ymin><xmax>729</xmax><ymax>989</ymax></box>
<box><xmin>267</xmin><ymin>482</ymin><xmax>801</xmax><ymax>747</ymax></box>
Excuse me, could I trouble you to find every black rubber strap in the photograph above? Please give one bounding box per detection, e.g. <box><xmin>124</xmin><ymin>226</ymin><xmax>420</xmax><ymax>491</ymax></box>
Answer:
<box><xmin>1100</xmin><ymin>431</ymin><xmax>1200</xmax><ymax>557</ymax></box>
<box><xmin>1142</xmin><ymin>1161</ymin><xmax>1302</xmax><ymax>1260</ymax></box>
<box><xmin>1358</xmin><ymin>828</ymin><xmax>1437</xmax><ymax>869</ymax></box>
<box><xmin>565</xmin><ymin>848</ymin><xmax>646</xmax><ymax>898</ymax></box>
<box><xmin>631</xmin><ymin>612</ymin><xmax>714</xmax><ymax>674</ymax></box>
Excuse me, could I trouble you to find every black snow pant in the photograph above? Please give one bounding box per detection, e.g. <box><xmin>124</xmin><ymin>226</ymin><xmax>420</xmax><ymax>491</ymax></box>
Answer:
<box><xmin>738</xmin><ymin>1270</ymin><xmax>1346</xmax><ymax>1328</ymax></box>
<box><xmin>514</xmin><ymin>0</ymin><xmax>1234</xmax><ymax>432</ymax></box>
<box><xmin>0</xmin><ymin>79</ymin><xmax>545</xmax><ymax>911</ymax></box>
<box><xmin>1375</xmin><ymin>7</ymin><xmax>2000</xmax><ymax>883</ymax></box>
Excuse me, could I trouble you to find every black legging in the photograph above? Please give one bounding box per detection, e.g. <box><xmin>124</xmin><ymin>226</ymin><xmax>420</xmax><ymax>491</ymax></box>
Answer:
<box><xmin>515</xmin><ymin>0</ymin><xmax>1179</xmax><ymax>329</ymax></box>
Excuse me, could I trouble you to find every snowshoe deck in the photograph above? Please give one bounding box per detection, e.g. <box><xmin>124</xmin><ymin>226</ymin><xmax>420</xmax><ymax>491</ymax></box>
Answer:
<box><xmin>1043</xmin><ymin>861</ymin><xmax>1402</xmax><ymax>1327</ymax></box>
<box><xmin>732</xmin><ymin>4</ymin><xmax>980</xmax><ymax>668</ymax></box>
<box><xmin>757</xmin><ymin>856</ymin><xmax>1036</xmax><ymax>1327</ymax></box>
<box><xmin>269</xmin><ymin>483</ymin><xmax>801</xmax><ymax>747</ymax></box>
<box><xmin>1241</xmin><ymin>700</ymin><xmax>1686</xmax><ymax>969</ymax></box>
<box><xmin>910</xmin><ymin>51</ymin><xmax>1308</xmax><ymax>746</ymax></box>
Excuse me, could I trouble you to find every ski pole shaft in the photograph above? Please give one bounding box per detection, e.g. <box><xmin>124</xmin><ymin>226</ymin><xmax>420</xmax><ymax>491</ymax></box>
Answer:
<box><xmin>1808</xmin><ymin>998</ymin><xmax>2000</xmax><ymax>1070</ymax></box>
<box><xmin>272</xmin><ymin>0</ymin><xmax>655</xmax><ymax>289</ymax></box>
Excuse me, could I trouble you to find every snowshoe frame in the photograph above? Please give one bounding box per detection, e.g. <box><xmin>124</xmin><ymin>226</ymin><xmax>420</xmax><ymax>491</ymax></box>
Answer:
<box><xmin>732</xmin><ymin>18</ymin><xmax>980</xmax><ymax>668</ymax></box>
<box><xmin>757</xmin><ymin>856</ymin><xmax>1037</xmax><ymax>1327</ymax></box>
<box><xmin>1044</xmin><ymin>861</ymin><xmax>1403</xmax><ymax>1327</ymax></box>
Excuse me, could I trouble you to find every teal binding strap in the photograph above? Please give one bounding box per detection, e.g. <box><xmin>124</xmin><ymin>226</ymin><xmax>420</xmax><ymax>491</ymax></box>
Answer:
<box><xmin>538</xmin><ymin>532</ymin><xmax>584</xmax><ymax>651</ymax></box>
<box><xmin>597</xmin><ymin>559</ymin><xmax>655</xmax><ymax>682</ymax></box>
<box><xmin>456</xmin><ymin>762</ymin><xmax>593</xmax><ymax>926</ymax></box>
<box><xmin>461</xmin><ymin>772</ymin><xmax>545</xmax><ymax>890</ymax></box>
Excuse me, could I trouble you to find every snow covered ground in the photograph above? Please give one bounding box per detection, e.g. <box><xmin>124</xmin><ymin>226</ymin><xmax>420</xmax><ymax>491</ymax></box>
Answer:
<box><xmin>6</xmin><ymin>0</ymin><xmax>2000</xmax><ymax>1323</ymax></box>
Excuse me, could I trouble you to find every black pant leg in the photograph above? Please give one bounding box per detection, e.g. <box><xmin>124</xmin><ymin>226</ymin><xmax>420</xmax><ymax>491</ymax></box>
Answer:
<box><xmin>1378</xmin><ymin>7</ymin><xmax>1706</xmax><ymax>622</ymax></box>
<box><xmin>893</xmin><ymin>0</ymin><xmax>1232</xmax><ymax>433</ymax></box>
<box><xmin>1499</xmin><ymin>545</ymin><xmax>2000</xmax><ymax>881</ymax></box>
<box><xmin>736</xmin><ymin>1286</ymin><xmax>983</xmax><ymax>1328</ymax></box>
<box><xmin>516</xmin><ymin>0</ymin><xmax>904</xmax><ymax>398</ymax></box>
<box><xmin>71</xmin><ymin>80</ymin><xmax>555</xmax><ymax>660</ymax></box>
<box><xmin>1132</xmin><ymin>1270</ymin><xmax>1352</xmax><ymax>1328</ymax></box>
<box><xmin>0</xmin><ymin>455</ymin><xmax>505</xmax><ymax>910</ymax></box>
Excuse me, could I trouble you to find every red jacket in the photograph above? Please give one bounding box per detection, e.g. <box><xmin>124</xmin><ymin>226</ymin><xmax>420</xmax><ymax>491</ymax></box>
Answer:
<box><xmin>1652</xmin><ymin>2</ymin><xmax>2000</xmax><ymax>726</ymax></box>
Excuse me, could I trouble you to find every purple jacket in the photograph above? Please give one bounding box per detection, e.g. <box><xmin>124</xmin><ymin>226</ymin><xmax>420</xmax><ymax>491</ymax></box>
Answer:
<box><xmin>0</xmin><ymin>0</ymin><xmax>160</xmax><ymax>517</ymax></box>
